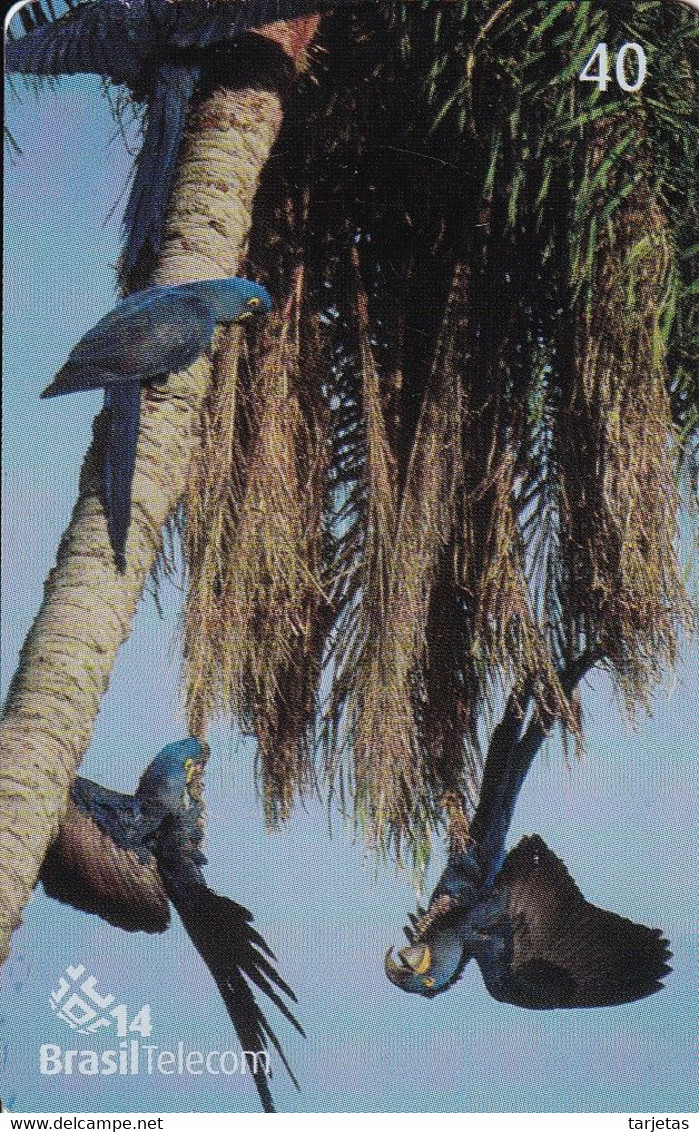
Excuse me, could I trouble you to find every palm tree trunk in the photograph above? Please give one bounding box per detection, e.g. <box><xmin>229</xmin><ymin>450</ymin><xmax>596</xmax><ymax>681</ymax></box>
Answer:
<box><xmin>0</xmin><ymin>18</ymin><xmax>320</xmax><ymax>964</ymax></box>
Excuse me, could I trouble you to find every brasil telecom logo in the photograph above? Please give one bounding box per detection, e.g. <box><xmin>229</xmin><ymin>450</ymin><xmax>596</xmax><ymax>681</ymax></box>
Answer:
<box><xmin>49</xmin><ymin>963</ymin><xmax>151</xmax><ymax>1037</ymax></box>
<box><xmin>41</xmin><ymin>963</ymin><xmax>269</xmax><ymax>1078</ymax></box>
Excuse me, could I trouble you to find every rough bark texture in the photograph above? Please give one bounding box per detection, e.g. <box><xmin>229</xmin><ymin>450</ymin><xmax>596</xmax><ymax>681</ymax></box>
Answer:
<box><xmin>0</xmin><ymin>18</ymin><xmax>319</xmax><ymax>964</ymax></box>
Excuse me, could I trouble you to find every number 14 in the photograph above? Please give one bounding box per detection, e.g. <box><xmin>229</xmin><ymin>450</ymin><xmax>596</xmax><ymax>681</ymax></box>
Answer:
<box><xmin>579</xmin><ymin>42</ymin><xmax>647</xmax><ymax>93</ymax></box>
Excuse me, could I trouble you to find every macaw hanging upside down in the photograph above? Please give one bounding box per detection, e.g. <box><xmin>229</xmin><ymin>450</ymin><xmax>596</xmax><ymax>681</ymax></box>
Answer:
<box><xmin>386</xmin><ymin>727</ymin><xmax>672</xmax><ymax>1009</ymax></box>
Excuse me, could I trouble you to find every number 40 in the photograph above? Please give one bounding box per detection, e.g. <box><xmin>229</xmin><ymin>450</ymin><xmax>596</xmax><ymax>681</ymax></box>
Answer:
<box><xmin>579</xmin><ymin>42</ymin><xmax>647</xmax><ymax>93</ymax></box>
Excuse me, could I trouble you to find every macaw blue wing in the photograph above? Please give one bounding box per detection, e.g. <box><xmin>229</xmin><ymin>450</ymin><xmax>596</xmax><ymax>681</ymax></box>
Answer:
<box><xmin>40</xmin><ymin>782</ymin><xmax>170</xmax><ymax>934</ymax></box>
<box><xmin>156</xmin><ymin>811</ymin><xmax>304</xmax><ymax>1113</ymax></box>
<box><xmin>6</xmin><ymin>0</ymin><xmax>348</xmax><ymax>78</ymax></box>
<box><xmin>70</xmin><ymin>776</ymin><xmax>143</xmax><ymax>848</ymax></box>
<box><xmin>477</xmin><ymin>836</ymin><xmax>672</xmax><ymax>1009</ymax></box>
<box><xmin>5</xmin><ymin>0</ymin><xmax>143</xmax><ymax>85</ymax></box>
<box><xmin>41</xmin><ymin>288</ymin><xmax>214</xmax><ymax>396</ymax></box>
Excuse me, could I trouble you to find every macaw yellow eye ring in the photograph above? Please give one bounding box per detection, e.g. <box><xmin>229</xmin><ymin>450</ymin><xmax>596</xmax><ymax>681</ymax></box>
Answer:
<box><xmin>247</xmin><ymin>296</ymin><xmax>261</xmax><ymax>308</ymax></box>
<box><xmin>184</xmin><ymin>757</ymin><xmax>196</xmax><ymax>781</ymax></box>
<box><xmin>422</xmin><ymin>977</ymin><xmax>436</xmax><ymax>988</ymax></box>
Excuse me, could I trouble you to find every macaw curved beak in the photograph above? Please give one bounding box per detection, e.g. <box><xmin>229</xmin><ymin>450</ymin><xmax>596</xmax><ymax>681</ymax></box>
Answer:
<box><xmin>186</xmin><ymin>741</ymin><xmax>210</xmax><ymax>786</ymax></box>
<box><xmin>385</xmin><ymin>943</ymin><xmax>432</xmax><ymax>985</ymax></box>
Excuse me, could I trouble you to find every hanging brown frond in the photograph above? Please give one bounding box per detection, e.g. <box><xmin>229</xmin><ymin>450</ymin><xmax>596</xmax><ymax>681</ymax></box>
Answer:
<box><xmin>438</xmin><ymin>215</ymin><xmax>577</xmax><ymax>786</ymax></box>
<box><xmin>459</xmin><ymin>433</ymin><xmax>572</xmax><ymax>729</ymax></box>
<box><xmin>353</xmin><ymin>251</ymin><xmax>399</xmax><ymax>637</ymax></box>
<box><xmin>183</xmin><ymin>325</ymin><xmax>245</xmax><ymax>736</ymax></box>
<box><xmin>557</xmin><ymin>136</ymin><xmax>695</xmax><ymax>709</ymax></box>
<box><xmin>184</xmin><ymin>273</ymin><xmax>329</xmax><ymax>823</ymax></box>
<box><xmin>355</xmin><ymin>263</ymin><xmax>470</xmax><ymax>840</ymax></box>
<box><xmin>176</xmin><ymin>1</ymin><xmax>695</xmax><ymax>868</ymax></box>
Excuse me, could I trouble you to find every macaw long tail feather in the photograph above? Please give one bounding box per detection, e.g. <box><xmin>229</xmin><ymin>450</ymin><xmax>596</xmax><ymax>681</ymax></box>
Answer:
<box><xmin>176</xmin><ymin>889</ymin><xmax>302</xmax><ymax>1108</ymax></box>
<box><xmin>104</xmin><ymin>382</ymin><xmax>141</xmax><ymax>571</ymax></box>
<box><xmin>158</xmin><ymin>839</ymin><xmax>303</xmax><ymax>1112</ymax></box>
<box><xmin>120</xmin><ymin>63</ymin><xmax>197</xmax><ymax>286</ymax></box>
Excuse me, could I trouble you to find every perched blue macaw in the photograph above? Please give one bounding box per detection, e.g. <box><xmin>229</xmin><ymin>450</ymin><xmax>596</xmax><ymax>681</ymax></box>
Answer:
<box><xmin>385</xmin><ymin>722</ymin><xmax>671</xmax><ymax>1007</ymax></box>
<box><xmin>40</xmin><ymin>737</ymin><xmax>303</xmax><ymax>1112</ymax></box>
<box><xmin>41</xmin><ymin>277</ymin><xmax>272</xmax><ymax>570</ymax></box>
<box><xmin>5</xmin><ymin>0</ymin><xmax>353</xmax><ymax>282</ymax></box>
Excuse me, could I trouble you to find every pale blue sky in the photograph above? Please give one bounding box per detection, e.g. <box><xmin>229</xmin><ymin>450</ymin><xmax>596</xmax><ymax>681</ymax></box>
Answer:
<box><xmin>2</xmin><ymin>72</ymin><xmax>697</xmax><ymax>1114</ymax></box>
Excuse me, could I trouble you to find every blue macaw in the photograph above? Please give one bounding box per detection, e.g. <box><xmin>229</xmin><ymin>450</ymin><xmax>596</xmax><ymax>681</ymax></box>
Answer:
<box><xmin>385</xmin><ymin>717</ymin><xmax>671</xmax><ymax>1008</ymax></box>
<box><xmin>40</xmin><ymin>277</ymin><xmax>272</xmax><ymax>570</ymax></box>
<box><xmin>40</xmin><ymin>737</ymin><xmax>303</xmax><ymax>1112</ymax></box>
<box><xmin>5</xmin><ymin>0</ymin><xmax>354</xmax><ymax>283</ymax></box>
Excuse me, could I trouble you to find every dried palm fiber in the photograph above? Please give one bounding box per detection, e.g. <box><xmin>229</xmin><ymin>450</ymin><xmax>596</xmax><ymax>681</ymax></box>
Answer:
<box><xmin>183</xmin><ymin>264</ymin><xmax>329</xmax><ymax>823</ymax></box>
<box><xmin>291</xmin><ymin>6</ymin><xmax>581</xmax><ymax>854</ymax></box>
<box><xmin>297</xmin><ymin>13</ymin><xmax>486</xmax><ymax>853</ymax></box>
<box><xmin>337</xmin><ymin>258</ymin><xmax>465</xmax><ymax>844</ymax></box>
<box><xmin>334</xmin><ymin>237</ymin><xmax>571</xmax><ymax>853</ymax></box>
<box><xmin>178</xmin><ymin>0</ymin><xmax>696</xmax><ymax>861</ymax></box>
<box><xmin>419</xmin><ymin>211</ymin><xmax>579</xmax><ymax>815</ymax></box>
<box><xmin>556</xmin><ymin>120</ymin><xmax>694</xmax><ymax>709</ymax></box>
